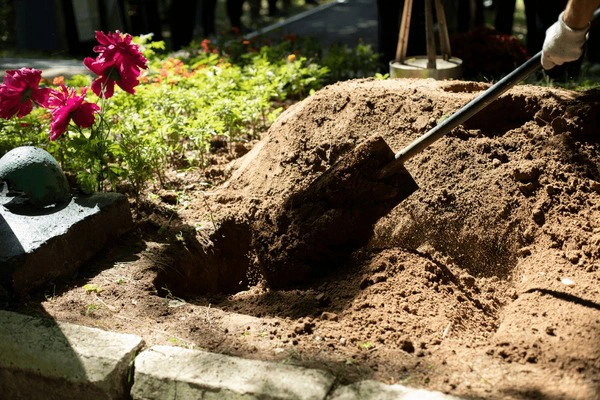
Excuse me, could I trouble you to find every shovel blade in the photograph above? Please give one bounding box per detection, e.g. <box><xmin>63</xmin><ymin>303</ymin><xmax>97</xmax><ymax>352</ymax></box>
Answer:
<box><xmin>252</xmin><ymin>135</ymin><xmax>418</xmax><ymax>288</ymax></box>
<box><xmin>309</xmin><ymin>134</ymin><xmax>419</xmax><ymax>207</ymax></box>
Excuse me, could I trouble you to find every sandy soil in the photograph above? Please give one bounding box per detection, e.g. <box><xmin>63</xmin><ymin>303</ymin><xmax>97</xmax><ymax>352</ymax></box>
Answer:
<box><xmin>9</xmin><ymin>78</ymin><xmax>600</xmax><ymax>400</ymax></box>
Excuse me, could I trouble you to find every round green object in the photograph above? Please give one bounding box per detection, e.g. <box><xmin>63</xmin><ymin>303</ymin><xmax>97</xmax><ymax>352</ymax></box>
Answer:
<box><xmin>0</xmin><ymin>146</ymin><xmax>71</xmax><ymax>207</ymax></box>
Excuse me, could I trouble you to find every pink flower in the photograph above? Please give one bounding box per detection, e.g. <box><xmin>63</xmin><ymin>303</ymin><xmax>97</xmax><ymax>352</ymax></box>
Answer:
<box><xmin>84</xmin><ymin>31</ymin><xmax>148</xmax><ymax>98</ymax></box>
<box><xmin>0</xmin><ymin>68</ymin><xmax>50</xmax><ymax>119</ymax></box>
<box><xmin>48</xmin><ymin>85</ymin><xmax>100</xmax><ymax>140</ymax></box>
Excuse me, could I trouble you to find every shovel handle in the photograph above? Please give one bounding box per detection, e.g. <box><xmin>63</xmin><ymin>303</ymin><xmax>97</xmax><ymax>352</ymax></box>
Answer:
<box><xmin>395</xmin><ymin>52</ymin><xmax>542</xmax><ymax>162</ymax></box>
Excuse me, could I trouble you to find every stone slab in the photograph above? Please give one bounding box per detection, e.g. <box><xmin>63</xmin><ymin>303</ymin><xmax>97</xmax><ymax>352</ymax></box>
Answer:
<box><xmin>0</xmin><ymin>310</ymin><xmax>144</xmax><ymax>400</ymax></box>
<box><xmin>328</xmin><ymin>380</ymin><xmax>462</xmax><ymax>400</ymax></box>
<box><xmin>0</xmin><ymin>57</ymin><xmax>90</xmax><ymax>78</ymax></box>
<box><xmin>0</xmin><ymin>184</ymin><xmax>133</xmax><ymax>296</ymax></box>
<box><xmin>131</xmin><ymin>345</ymin><xmax>336</xmax><ymax>400</ymax></box>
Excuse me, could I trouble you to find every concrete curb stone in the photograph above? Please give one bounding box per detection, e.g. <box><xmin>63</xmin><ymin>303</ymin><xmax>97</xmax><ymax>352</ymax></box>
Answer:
<box><xmin>0</xmin><ymin>310</ymin><xmax>144</xmax><ymax>400</ymax></box>
<box><xmin>131</xmin><ymin>345</ymin><xmax>336</xmax><ymax>400</ymax></box>
<box><xmin>132</xmin><ymin>345</ymin><xmax>464</xmax><ymax>400</ymax></box>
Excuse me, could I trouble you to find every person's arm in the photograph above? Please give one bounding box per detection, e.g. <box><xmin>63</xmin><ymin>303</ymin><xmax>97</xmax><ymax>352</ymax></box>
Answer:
<box><xmin>541</xmin><ymin>0</ymin><xmax>600</xmax><ymax>70</ymax></box>
<box><xmin>563</xmin><ymin>0</ymin><xmax>600</xmax><ymax>29</ymax></box>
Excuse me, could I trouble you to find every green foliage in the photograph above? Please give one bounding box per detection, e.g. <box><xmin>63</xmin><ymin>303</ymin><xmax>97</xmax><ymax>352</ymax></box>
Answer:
<box><xmin>0</xmin><ymin>108</ymin><xmax>55</xmax><ymax>154</ymax></box>
<box><xmin>1</xmin><ymin>33</ymin><xmax>380</xmax><ymax>198</ymax></box>
<box><xmin>83</xmin><ymin>283</ymin><xmax>103</xmax><ymax>293</ymax></box>
<box><xmin>535</xmin><ymin>70</ymin><xmax>600</xmax><ymax>91</ymax></box>
<box><xmin>321</xmin><ymin>42</ymin><xmax>380</xmax><ymax>82</ymax></box>
<box><xmin>65</xmin><ymin>74</ymin><xmax>93</xmax><ymax>88</ymax></box>
<box><xmin>133</xmin><ymin>33</ymin><xmax>166</xmax><ymax>60</ymax></box>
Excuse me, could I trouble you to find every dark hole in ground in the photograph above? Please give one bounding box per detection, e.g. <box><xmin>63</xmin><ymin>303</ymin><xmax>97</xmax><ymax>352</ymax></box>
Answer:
<box><xmin>153</xmin><ymin>218</ymin><xmax>253</xmax><ymax>296</ymax></box>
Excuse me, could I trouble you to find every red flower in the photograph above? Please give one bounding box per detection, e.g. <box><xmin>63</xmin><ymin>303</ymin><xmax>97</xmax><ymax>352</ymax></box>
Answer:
<box><xmin>0</xmin><ymin>68</ymin><xmax>50</xmax><ymax>119</ymax></box>
<box><xmin>84</xmin><ymin>31</ymin><xmax>148</xmax><ymax>98</ymax></box>
<box><xmin>450</xmin><ymin>27</ymin><xmax>528</xmax><ymax>79</ymax></box>
<box><xmin>201</xmin><ymin>38</ymin><xmax>212</xmax><ymax>53</ymax></box>
<box><xmin>47</xmin><ymin>85</ymin><xmax>100</xmax><ymax>140</ymax></box>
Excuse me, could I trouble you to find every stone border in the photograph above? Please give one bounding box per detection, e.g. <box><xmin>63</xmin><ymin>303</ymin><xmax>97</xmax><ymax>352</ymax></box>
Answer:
<box><xmin>0</xmin><ymin>310</ymin><xmax>142</xmax><ymax>400</ymax></box>
<box><xmin>0</xmin><ymin>310</ymin><xmax>462</xmax><ymax>400</ymax></box>
<box><xmin>0</xmin><ymin>191</ymin><xmax>133</xmax><ymax>296</ymax></box>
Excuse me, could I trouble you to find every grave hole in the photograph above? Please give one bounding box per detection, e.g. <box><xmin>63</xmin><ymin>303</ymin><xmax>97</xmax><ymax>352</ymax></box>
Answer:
<box><xmin>152</xmin><ymin>219</ymin><xmax>253</xmax><ymax>296</ymax></box>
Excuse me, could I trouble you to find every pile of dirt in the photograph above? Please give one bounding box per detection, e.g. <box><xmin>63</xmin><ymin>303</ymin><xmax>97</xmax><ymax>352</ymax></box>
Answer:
<box><xmin>9</xmin><ymin>78</ymin><xmax>600</xmax><ymax>399</ymax></box>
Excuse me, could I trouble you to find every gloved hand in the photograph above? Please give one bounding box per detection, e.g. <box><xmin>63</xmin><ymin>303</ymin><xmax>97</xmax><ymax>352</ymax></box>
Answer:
<box><xmin>541</xmin><ymin>12</ymin><xmax>589</xmax><ymax>70</ymax></box>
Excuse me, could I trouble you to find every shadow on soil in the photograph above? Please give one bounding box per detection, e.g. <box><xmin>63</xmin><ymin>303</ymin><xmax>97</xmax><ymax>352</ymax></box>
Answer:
<box><xmin>525</xmin><ymin>288</ymin><xmax>600</xmax><ymax>311</ymax></box>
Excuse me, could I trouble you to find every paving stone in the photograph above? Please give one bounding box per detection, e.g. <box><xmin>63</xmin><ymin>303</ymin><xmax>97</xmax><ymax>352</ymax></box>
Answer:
<box><xmin>0</xmin><ymin>58</ymin><xmax>90</xmax><ymax>78</ymax></box>
<box><xmin>0</xmin><ymin>310</ymin><xmax>144</xmax><ymax>400</ymax></box>
<box><xmin>328</xmin><ymin>380</ymin><xmax>462</xmax><ymax>400</ymax></box>
<box><xmin>0</xmin><ymin>187</ymin><xmax>133</xmax><ymax>296</ymax></box>
<box><xmin>245</xmin><ymin>0</ymin><xmax>377</xmax><ymax>49</ymax></box>
<box><xmin>132</xmin><ymin>345</ymin><xmax>335</xmax><ymax>400</ymax></box>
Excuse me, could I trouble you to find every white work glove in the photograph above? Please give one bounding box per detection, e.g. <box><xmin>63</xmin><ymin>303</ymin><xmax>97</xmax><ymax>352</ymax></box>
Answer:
<box><xmin>541</xmin><ymin>12</ymin><xmax>589</xmax><ymax>70</ymax></box>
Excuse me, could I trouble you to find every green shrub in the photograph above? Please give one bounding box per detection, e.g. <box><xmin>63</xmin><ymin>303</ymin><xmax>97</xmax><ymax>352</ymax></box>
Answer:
<box><xmin>0</xmin><ymin>33</ymin><xmax>379</xmax><ymax>199</ymax></box>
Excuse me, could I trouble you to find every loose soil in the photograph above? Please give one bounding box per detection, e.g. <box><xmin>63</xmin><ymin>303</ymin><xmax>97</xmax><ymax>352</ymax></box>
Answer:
<box><xmin>9</xmin><ymin>78</ymin><xmax>600</xmax><ymax>399</ymax></box>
